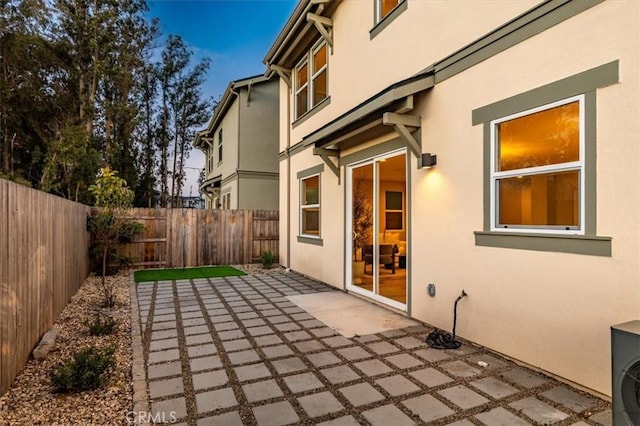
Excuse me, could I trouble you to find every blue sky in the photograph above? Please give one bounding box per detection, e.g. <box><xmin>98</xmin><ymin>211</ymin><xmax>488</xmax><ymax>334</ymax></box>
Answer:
<box><xmin>148</xmin><ymin>0</ymin><xmax>296</xmax><ymax>101</ymax></box>
<box><xmin>147</xmin><ymin>0</ymin><xmax>297</xmax><ymax>195</ymax></box>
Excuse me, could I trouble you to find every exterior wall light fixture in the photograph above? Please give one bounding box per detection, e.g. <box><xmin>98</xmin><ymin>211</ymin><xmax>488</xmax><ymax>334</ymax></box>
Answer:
<box><xmin>421</xmin><ymin>153</ymin><xmax>437</xmax><ymax>168</ymax></box>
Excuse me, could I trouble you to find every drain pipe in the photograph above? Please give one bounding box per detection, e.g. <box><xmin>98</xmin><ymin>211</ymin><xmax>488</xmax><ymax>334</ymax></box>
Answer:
<box><xmin>426</xmin><ymin>289</ymin><xmax>467</xmax><ymax>350</ymax></box>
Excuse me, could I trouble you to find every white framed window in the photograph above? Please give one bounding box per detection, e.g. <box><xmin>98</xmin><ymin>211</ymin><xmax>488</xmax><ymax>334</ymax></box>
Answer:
<box><xmin>300</xmin><ymin>174</ymin><xmax>320</xmax><ymax>237</ymax></box>
<box><xmin>221</xmin><ymin>192</ymin><xmax>231</xmax><ymax>209</ymax></box>
<box><xmin>490</xmin><ymin>95</ymin><xmax>585</xmax><ymax>234</ymax></box>
<box><xmin>294</xmin><ymin>40</ymin><xmax>328</xmax><ymax>120</ymax></box>
<box><xmin>207</xmin><ymin>146</ymin><xmax>214</xmax><ymax>172</ymax></box>
<box><xmin>375</xmin><ymin>0</ymin><xmax>401</xmax><ymax>23</ymax></box>
<box><xmin>217</xmin><ymin>129</ymin><xmax>223</xmax><ymax>164</ymax></box>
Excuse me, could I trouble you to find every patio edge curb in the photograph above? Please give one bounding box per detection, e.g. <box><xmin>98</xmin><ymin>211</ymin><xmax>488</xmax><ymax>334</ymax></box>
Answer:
<box><xmin>130</xmin><ymin>274</ymin><xmax>149</xmax><ymax>422</ymax></box>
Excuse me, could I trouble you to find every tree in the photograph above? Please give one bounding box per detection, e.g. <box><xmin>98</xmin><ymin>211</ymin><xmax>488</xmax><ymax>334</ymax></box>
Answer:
<box><xmin>157</xmin><ymin>35</ymin><xmax>212</xmax><ymax>207</ymax></box>
<box><xmin>134</xmin><ymin>61</ymin><xmax>160</xmax><ymax>207</ymax></box>
<box><xmin>87</xmin><ymin>167</ymin><xmax>143</xmax><ymax>307</ymax></box>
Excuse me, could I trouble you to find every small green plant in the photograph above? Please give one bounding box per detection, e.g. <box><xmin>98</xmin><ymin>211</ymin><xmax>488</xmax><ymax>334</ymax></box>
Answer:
<box><xmin>87</xmin><ymin>167</ymin><xmax>143</xmax><ymax>307</ymax></box>
<box><xmin>85</xmin><ymin>312</ymin><xmax>118</xmax><ymax>336</ymax></box>
<box><xmin>260</xmin><ymin>250</ymin><xmax>277</xmax><ymax>269</ymax></box>
<box><xmin>49</xmin><ymin>345</ymin><xmax>116</xmax><ymax>393</ymax></box>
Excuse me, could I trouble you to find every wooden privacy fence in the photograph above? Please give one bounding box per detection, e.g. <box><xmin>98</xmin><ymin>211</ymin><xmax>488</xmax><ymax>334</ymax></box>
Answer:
<box><xmin>0</xmin><ymin>180</ymin><xmax>91</xmax><ymax>396</ymax></box>
<box><xmin>116</xmin><ymin>208</ymin><xmax>279</xmax><ymax>268</ymax></box>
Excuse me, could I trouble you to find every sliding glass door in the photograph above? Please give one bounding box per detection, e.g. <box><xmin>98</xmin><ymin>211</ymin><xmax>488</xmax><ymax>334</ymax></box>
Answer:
<box><xmin>347</xmin><ymin>150</ymin><xmax>407</xmax><ymax>310</ymax></box>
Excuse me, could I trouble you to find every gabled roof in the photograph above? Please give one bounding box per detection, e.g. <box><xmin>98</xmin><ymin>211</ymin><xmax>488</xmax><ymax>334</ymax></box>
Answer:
<box><xmin>263</xmin><ymin>0</ymin><xmax>342</xmax><ymax>71</ymax></box>
<box><xmin>193</xmin><ymin>74</ymin><xmax>275</xmax><ymax>149</ymax></box>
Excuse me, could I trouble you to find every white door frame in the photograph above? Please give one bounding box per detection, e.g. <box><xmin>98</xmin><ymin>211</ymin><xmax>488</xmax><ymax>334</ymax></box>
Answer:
<box><xmin>345</xmin><ymin>148</ymin><xmax>407</xmax><ymax>312</ymax></box>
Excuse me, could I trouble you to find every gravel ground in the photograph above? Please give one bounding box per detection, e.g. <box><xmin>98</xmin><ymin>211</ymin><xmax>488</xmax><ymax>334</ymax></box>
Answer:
<box><xmin>0</xmin><ymin>264</ymin><xmax>278</xmax><ymax>426</ymax></box>
<box><xmin>0</xmin><ymin>271</ymin><xmax>133</xmax><ymax>426</ymax></box>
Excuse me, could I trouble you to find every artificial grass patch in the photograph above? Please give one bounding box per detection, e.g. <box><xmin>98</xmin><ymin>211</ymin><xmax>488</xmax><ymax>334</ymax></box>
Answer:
<box><xmin>134</xmin><ymin>266</ymin><xmax>246</xmax><ymax>283</ymax></box>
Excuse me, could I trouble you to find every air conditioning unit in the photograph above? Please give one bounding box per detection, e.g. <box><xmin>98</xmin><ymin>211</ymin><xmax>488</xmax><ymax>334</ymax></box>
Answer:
<box><xmin>611</xmin><ymin>320</ymin><xmax>640</xmax><ymax>426</ymax></box>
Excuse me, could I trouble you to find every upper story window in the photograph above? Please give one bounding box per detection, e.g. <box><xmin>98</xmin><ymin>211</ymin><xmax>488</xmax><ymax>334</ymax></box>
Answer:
<box><xmin>376</xmin><ymin>0</ymin><xmax>401</xmax><ymax>23</ymax></box>
<box><xmin>294</xmin><ymin>40</ymin><xmax>328</xmax><ymax>120</ymax></box>
<box><xmin>490</xmin><ymin>95</ymin><xmax>584</xmax><ymax>234</ymax></box>
<box><xmin>217</xmin><ymin>129</ymin><xmax>223</xmax><ymax>163</ymax></box>
<box><xmin>300</xmin><ymin>174</ymin><xmax>320</xmax><ymax>237</ymax></box>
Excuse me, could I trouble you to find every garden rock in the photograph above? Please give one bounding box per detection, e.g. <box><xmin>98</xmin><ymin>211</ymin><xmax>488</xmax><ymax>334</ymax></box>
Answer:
<box><xmin>33</xmin><ymin>328</ymin><xmax>60</xmax><ymax>359</ymax></box>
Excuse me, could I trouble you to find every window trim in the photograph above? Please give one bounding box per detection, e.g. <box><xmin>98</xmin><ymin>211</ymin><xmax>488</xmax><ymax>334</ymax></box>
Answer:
<box><xmin>297</xmin><ymin>164</ymin><xmax>324</xmax><ymax>244</ymax></box>
<box><xmin>217</xmin><ymin>129</ymin><xmax>223</xmax><ymax>165</ymax></box>
<box><xmin>489</xmin><ymin>95</ymin><xmax>585</xmax><ymax>235</ymax></box>
<box><xmin>370</xmin><ymin>0</ymin><xmax>407</xmax><ymax>40</ymax></box>
<box><xmin>471</xmin><ymin>61</ymin><xmax>618</xmax><ymax>257</ymax></box>
<box><xmin>293</xmin><ymin>39</ymin><xmax>329</xmax><ymax>121</ymax></box>
<box><xmin>299</xmin><ymin>173</ymin><xmax>321</xmax><ymax>239</ymax></box>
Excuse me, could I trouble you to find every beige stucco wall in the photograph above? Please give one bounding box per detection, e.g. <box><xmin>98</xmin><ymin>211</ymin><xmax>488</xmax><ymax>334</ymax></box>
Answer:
<box><xmin>279</xmin><ymin>0</ymin><xmax>639</xmax><ymax>396</ymax></box>
<box><xmin>287</xmin><ymin>0</ymin><xmax>537</xmax><ymax>147</ymax></box>
<box><xmin>287</xmin><ymin>149</ymin><xmax>344</xmax><ymax>288</ymax></box>
<box><xmin>409</xmin><ymin>1</ymin><xmax>639</xmax><ymax>396</ymax></box>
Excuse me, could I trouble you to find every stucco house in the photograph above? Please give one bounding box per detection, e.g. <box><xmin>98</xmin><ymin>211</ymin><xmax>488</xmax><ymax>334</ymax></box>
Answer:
<box><xmin>263</xmin><ymin>0</ymin><xmax>639</xmax><ymax>397</ymax></box>
<box><xmin>194</xmin><ymin>75</ymin><xmax>279</xmax><ymax>210</ymax></box>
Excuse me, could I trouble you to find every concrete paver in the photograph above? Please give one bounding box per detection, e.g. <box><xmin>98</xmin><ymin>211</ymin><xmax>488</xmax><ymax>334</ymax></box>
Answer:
<box><xmin>470</xmin><ymin>376</ymin><xmax>518</xmax><ymax>399</ymax></box>
<box><xmin>541</xmin><ymin>386</ymin><xmax>598</xmax><ymax>413</ymax></box>
<box><xmin>137</xmin><ymin>271</ymin><xmax>610</xmax><ymax>425</ymax></box>
<box><xmin>438</xmin><ymin>384</ymin><xmax>490</xmax><ymax>409</ymax></box>
<box><xmin>475</xmin><ymin>407</ymin><xmax>533</xmax><ymax>425</ymax></box>
<box><xmin>148</xmin><ymin>376</ymin><xmax>184</xmax><ymax>398</ymax></box>
<box><xmin>509</xmin><ymin>397</ymin><xmax>570</xmax><ymax>424</ymax></box>
<box><xmin>402</xmin><ymin>394</ymin><xmax>455</xmax><ymax>422</ymax></box>
<box><xmin>252</xmin><ymin>401</ymin><xmax>299</xmax><ymax>426</ymax></box>
<box><xmin>410</xmin><ymin>367</ymin><xmax>453</xmax><ymax>387</ymax></box>
<box><xmin>195</xmin><ymin>388</ymin><xmax>237</xmax><ymax>413</ymax></box>
<box><xmin>192</xmin><ymin>370</ymin><xmax>228</xmax><ymax>391</ymax></box>
<box><xmin>297</xmin><ymin>391</ymin><xmax>344</xmax><ymax>417</ymax></box>
<box><xmin>242</xmin><ymin>379</ymin><xmax>284</xmax><ymax>403</ymax></box>
<box><xmin>339</xmin><ymin>382</ymin><xmax>385</xmax><ymax>406</ymax></box>
<box><xmin>362</xmin><ymin>404</ymin><xmax>415</xmax><ymax>426</ymax></box>
<box><xmin>376</xmin><ymin>374</ymin><xmax>421</xmax><ymax>396</ymax></box>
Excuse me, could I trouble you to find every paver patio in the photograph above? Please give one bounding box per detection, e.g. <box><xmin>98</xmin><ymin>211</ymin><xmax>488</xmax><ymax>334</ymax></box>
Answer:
<box><xmin>135</xmin><ymin>272</ymin><xmax>611</xmax><ymax>425</ymax></box>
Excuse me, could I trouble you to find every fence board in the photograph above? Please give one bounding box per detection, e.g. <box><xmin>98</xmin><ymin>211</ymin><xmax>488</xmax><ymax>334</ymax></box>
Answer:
<box><xmin>116</xmin><ymin>208</ymin><xmax>279</xmax><ymax>268</ymax></box>
<box><xmin>0</xmin><ymin>180</ymin><xmax>91</xmax><ymax>396</ymax></box>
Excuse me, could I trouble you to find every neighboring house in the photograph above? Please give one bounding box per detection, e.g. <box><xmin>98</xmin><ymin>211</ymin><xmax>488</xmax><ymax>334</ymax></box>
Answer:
<box><xmin>194</xmin><ymin>75</ymin><xmax>279</xmax><ymax>210</ymax></box>
<box><xmin>264</xmin><ymin>0</ymin><xmax>639</xmax><ymax>397</ymax></box>
<box><xmin>177</xmin><ymin>195</ymin><xmax>205</xmax><ymax>209</ymax></box>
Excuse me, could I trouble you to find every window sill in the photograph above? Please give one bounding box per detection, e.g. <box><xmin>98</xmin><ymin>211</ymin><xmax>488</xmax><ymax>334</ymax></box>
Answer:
<box><xmin>297</xmin><ymin>235</ymin><xmax>323</xmax><ymax>246</ymax></box>
<box><xmin>293</xmin><ymin>96</ymin><xmax>331</xmax><ymax>129</ymax></box>
<box><xmin>474</xmin><ymin>231</ymin><xmax>611</xmax><ymax>257</ymax></box>
<box><xmin>370</xmin><ymin>0</ymin><xmax>408</xmax><ymax>40</ymax></box>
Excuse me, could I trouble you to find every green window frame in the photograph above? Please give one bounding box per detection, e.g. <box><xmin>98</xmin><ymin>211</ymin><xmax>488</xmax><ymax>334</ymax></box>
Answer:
<box><xmin>297</xmin><ymin>164</ymin><xmax>324</xmax><ymax>245</ymax></box>
<box><xmin>472</xmin><ymin>61</ymin><xmax>618</xmax><ymax>256</ymax></box>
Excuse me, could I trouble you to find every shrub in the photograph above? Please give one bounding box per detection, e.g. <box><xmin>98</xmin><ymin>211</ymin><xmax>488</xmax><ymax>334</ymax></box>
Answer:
<box><xmin>87</xmin><ymin>167</ymin><xmax>143</xmax><ymax>307</ymax></box>
<box><xmin>260</xmin><ymin>250</ymin><xmax>277</xmax><ymax>269</ymax></box>
<box><xmin>49</xmin><ymin>345</ymin><xmax>116</xmax><ymax>393</ymax></box>
<box><xmin>85</xmin><ymin>312</ymin><xmax>118</xmax><ymax>336</ymax></box>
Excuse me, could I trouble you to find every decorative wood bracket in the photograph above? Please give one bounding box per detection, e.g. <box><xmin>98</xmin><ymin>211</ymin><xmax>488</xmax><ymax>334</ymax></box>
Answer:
<box><xmin>313</xmin><ymin>147</ymin><xmax>340</xmax><ymax>181</ymax></box>
<box><xmin>201</xmin><ymin>137</ymin><xmax>215</xmax><ymax>148</ymax></box>
<box><xmin>382</xmin><ymin>112</ymin><xmax>422</xmax><ymax>159</ymax></box>
<box><xmin>270</xmin><ymin>65</ymin><xmax>291</xmax><ymax>88</ymax></box>
<box><xmin>307</xmin><ymin>13</ymin><xmax>333</xmax><ymax>52</ymax></box>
